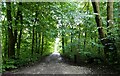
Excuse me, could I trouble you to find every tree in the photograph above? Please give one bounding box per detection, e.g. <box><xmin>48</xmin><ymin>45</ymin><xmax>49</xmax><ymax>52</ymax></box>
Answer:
<box><xmin>106</xmin><ymin>0</ymin><xmax>117</xmax><ymax>61</ymax></box>
<box><xmin>16</xmin><ymin>2</ymin><xmax>23</xmax><ymax>58</ymax></box>
<box><xmin>6</xmin><ymin>2</ymin><xmax>15</xmax><ymax>59</ymax></box>
<box><xmin>92</xmin><ymin>0</ymin><xmax>117</xmax><ymax>63</ymax></box>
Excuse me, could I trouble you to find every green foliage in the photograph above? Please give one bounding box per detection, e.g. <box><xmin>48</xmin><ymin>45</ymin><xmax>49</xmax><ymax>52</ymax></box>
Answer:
<box><xmin>2</xmin><ymin>59</ymin><xmax>17</xmax><ymax>72</ymax></box>
<box><xmin>57</xmin><ymin>2</ymin><xmax>119</xmax><ymax>65</ymax></box>
<box><xmin>1</xmin><ymin>2</ymin><xmax>120</xmax><ymax>72</ymax></box>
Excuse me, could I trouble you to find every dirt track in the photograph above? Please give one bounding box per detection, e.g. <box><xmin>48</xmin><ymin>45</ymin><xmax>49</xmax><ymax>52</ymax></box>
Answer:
<box><xmin>6</xmin><ymin>52</ymin><xmax>117</xmax><ymax>74</ymax></box>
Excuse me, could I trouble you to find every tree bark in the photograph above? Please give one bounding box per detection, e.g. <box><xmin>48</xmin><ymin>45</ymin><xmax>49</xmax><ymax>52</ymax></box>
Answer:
<box><xmin>78</xmin><ymin>24</ymin><xmax>81</xmax><ymax>52</ymax></box>
<box><xmin>38</xmin><ymin>33</ymin><xmax>41</xmax><ymax>53</ymax></box>
<box><xmin>17</xmin><ymin>29</ymin><xmax>22</xmax><ymax>58</ymax></box>
<box><xmin>83</xmin><ymin>32</ymin><xmax>87</xmax><ymax>51</ymax></box>
<box><xmin>91</xmin><ymin>1</ymin><xmax>105</xmax><ymax>41</ymax></box>
<box><xmin>4</xmin><ymin>33</ymin><xmax>8</xmax><ymax>58</ymax></box>
<box><xmin>31</xmin><ymin>8</ymin><xmax>38</xmax><ymax>55</ymax></box>
<box><xmin>35</xmin><ymin>9</ymin><xmax>38</xmax><ymax>53</ymax></box>
<box><xmin>70</xmin><ymin>27</ymin><xmax>73</xmax><ymax>52</ymax></box>
<box><xmin>62</xmin><ymin>32</ymin><xmax>65</xmax><ymax>54</ymax></box>
<box><xmin>6</xmin><ymin>2</ymin><xmax>15</xmax><ymax>59</ymax></box>
<box><xmin>92</xmin><ymin>0</ymin><xmax>117</xmax><ymax>63</ymax></box>
<box><xmin>118</xmin><ymin>2</ymin><xmax>120</xmax><ymax>37</ymax></box>
<box><xmin>35</xmin><ymin>31</ymin><xmax>38</xmax><ymax>52</ymax></box>
<box><xmin>17</xmin><ymin>2</ymin><xmax>23</xmax><ymax>58</ymax></box>
<box><xmin>32</xmin><ymin>24</ymin><xmax>35</xmax><ymax>55</ymax></box>
<box><xmin>107</xmin><ymin>0</ymin><xmax>114</xmax><ymax>33</ymax></box>
<box><xmin>41</xmin><ymin>32</ymin><xmax>44</xmax><ymax>56</ymax></box>
<box><xmin>91</xmin><ymin>0</ymin><xmax>108</xmax><ymax>63</ymax></box>
<box><xmin>107</xmin><ymin>1</ymin><xmax>117</xmax><ymax>61</ymax></box>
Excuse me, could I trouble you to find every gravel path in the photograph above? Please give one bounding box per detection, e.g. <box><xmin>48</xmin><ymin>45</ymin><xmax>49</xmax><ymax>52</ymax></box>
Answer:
<box><xmin>3</xmin><ymin>52</ymin><xmax>117</xmax><ymax>75</ymax></box>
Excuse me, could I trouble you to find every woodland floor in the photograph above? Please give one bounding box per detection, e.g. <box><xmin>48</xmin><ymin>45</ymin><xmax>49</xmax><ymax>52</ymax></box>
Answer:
<box><xmin>2</xmin><ymin>52</ymin><xmax>120</xmax><ymax>75</ymax></box>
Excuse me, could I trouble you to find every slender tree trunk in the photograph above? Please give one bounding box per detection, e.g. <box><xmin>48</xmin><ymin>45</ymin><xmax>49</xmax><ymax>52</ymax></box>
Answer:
<box><xmin>14</xmin><ymin>2</ymin><xmax>24</xmax><ymax>59</ymax></box>
<box><xmin>92</xmin><ymin>0</ymin><xmax>117</xmax><ymax>63</ymax></box>
<box><xmin>17</xmin><ymin>2</ymin><xmax>23</xmax><ymax>58</ymax></box>
<box><xmin>41</xmin><ymin>32</ymin><xmax>44</xmax><ymax>56</ymax></box>
<box><xmin>65</xmin><ymin>37</ymin><xmax>67</xmax><ymax>47</ymax></box>
<box><xmin>107</xmin><ymin>1</ymin><xmax>117</xmax><ymax>61</ymax></box>
<box><xmin>118</xmin><ymin>2</ymin><xmax>120</xmax><ymax>37</ymax></box>
<box><xmin>6</xmin><ymin>2</ymin><xmax>15</xmax><ymax>59</ymax></box>
<box><xmin>35</xmin><ymin>31</ymin><xmax>38</xmax><ymax>52</ymax></box>
<box><xmin>70</xmin><ymin>28</ymin><xmax>73</xmax><ymax>52</ymax></box>
<box><xmin>31</xmin><ymin>9</ymin><xmax>38</xmax><ymax>55</ymax></box>
<box><xmin>38</xmin><ymin>33</ymin><xmax>41</xmax><ymax>53</ymax></box>
<box><xmin>17</xmin><ymin>29</ymin><xmax>22</xmax><ymax>58</ymax></box>
<box><xmin>83</xmin><ymin>32</ymin><xmax>87</xmax><ymax>51</ymax></box>
<box><xmin>91</xmin><ymin>0</ymin><xmax>107</xmax><ymax>63</ymax></box>
<box><xmin>78</xmin><ymin>24</ymin><xmax>81</xmax><ymax>52</ymax></box>
<box><xmin>4</xmin><ymin>34</ymin><xmax>8</xmax><ymax>58</ymax></box>
<box><xmin>91</xmin><ymin>1</ymin><xmax>105</xmax><ymax>40</ymax></box>
<box><xmin>17</xmin><ymin>30</ymin><xmax>22</xmax><ymax>58</ymax></box>
<box><xmin>7</xmin><ymin>2</ymin><xmax>23</xmax><ymax>59</ymax></box>
<box><xmin>62</xmin><ymin>32</ymin><xmax>65</xmax><ymax>54</ymax></box>
<box><xmin>32</xmin><ymin>24</ymin><xmax>35</xmax><ymax>55</ymax></box>
<box><xmin>35</xmin><ymin>9</ymin><xmax>38</xmax><ymax>53</ymax></box>
<box><xmin>70</xmin><ymin>26</ymin><xmax>73</xmax><ymax>52</ymax></box>
<box><xmin>107</xmin><ymin>0</ymin><xmax>114</xmax><ymax>38</ymax></box>
<box><xmin>107</xmin><ymin>0</ymin><xmax>113</xmax><ymax>29</ymax></box>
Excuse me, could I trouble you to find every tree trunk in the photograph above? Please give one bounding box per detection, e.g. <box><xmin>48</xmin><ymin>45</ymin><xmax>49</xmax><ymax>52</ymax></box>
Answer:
<box><xmin>4</xmin><ymin>34</ymin><xmax>8</xmax><ymax>58</ymax></box>
<box><xmin>35</xmin><ymin>30</ymin><xmax>38</xmax><ymax>53</ymax></box>
<box><xmin>32</xmin><ymin>24</ymin><xmax>35</xmax><ymax>55</ymax></box>
<box><xmin>78</xmin><ymin>24</ymin><xmax>81</xmax><ymax>52</ymax></box>
<box><xmin>62</xmin><ymin>32</ymin><xmax>65</xmax><ymax>54</ymax></box>
<box><xmin>38</xmin><ymin>33</ymin><xmax>41</xmax><ymax>53</ymax></box>
<box><xmin>35</xmin><ymin>9</ymin><xmax>38</xmax><ymax>53</ymax></box>
<box><xmin>83</xmin><ymin>32</ymin><xmax>87</xmax><ymax>51</ymax></box>
<box><xmin>17</xmin><ymin>2</ymin><xmax>23</xmax><ymax>58</ymax></box>
<box><xmin>6</xmin><ymin>2</ymin><xmax>15</xmax><ymax>59</ymax></box>
<box><xmin>91</xmin><ymin>0</ymin><xmax>107</xmax><ymax>63</ymax></box>
<box><xmin>31</xmin><ymin>9</ymin><xmax>38</xmax><ymax>55</ymax></box>
<box><xmin>107</xmin><ymin>1</ymin><xmax>117</xmax><ymax>61</ymax></box>
<box><xmin>41</xmin><ymin>32</ymin><xmax>44</xmax><ymax>56</ymax></box>
<box><xmin>118</xmin><ymin>2</ymin><xmax>120</xmax><ymax>37</ymax></box>
<box><xmin>107</xmin><ymin>0</ymin><xmax>114</xmax><ymax>35</ymax></box>
<box><xmin>70</xmin><ymin>28</ymin><xmax>73</xmax><ymax>52</ymax></box>
<box><xmin>107</xmin><ymin>0</ymin><xmax>113</xmax><ymax>29</ymax></box>
<box><xmin>17</xmin><ymin>29</ymin><xmax>22</xmax><ymax>58</ymax></box>
<box><xmin>92</xmin><ymin>0</ymin><xmax>117</xmax><ymax>63</ymax></box>
<box><xmin>91</xmin><ymin>1</ymin><xmax>105</xmax><ymax>41</ymax></box>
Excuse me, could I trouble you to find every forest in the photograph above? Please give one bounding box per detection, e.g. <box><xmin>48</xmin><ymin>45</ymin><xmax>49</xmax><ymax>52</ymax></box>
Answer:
<box><xmin>0</xmin><ymin>0</ymin><xmax>120</xmax><ymax>74</ymax></box>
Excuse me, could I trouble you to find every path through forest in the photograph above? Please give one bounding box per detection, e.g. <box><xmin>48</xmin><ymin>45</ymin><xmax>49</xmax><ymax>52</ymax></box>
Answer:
<box><xmin>3</xmin><ymin>37</ymin><xmax>118</xmax><ymax>75</ymax></box>
<box><xmin>5</xmin><ymin>52</ymin><xmax>116</xmax><ymax>74</ymax></box>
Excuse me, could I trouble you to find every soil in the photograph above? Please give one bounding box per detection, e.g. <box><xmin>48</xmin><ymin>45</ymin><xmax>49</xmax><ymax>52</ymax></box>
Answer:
<box><xmin>2</xmin><ymin>52</ymin><xmax>120</xmax><ymax>75</ymax></box>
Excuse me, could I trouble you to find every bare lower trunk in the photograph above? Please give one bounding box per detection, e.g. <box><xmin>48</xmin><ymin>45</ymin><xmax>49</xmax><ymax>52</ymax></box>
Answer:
<box><xmin>62</xmin><ymin>33</ymin><xmax>65</xmax><ymax>54</ymax></box>
<box><xmin>32</xmin><ymin>25</ymin><xmax>35</xmax><ymax>55</ymax></box>
<box><xmin>38</xmin><ymin>33</ymin><xmax>41</xmax><ymax>53</ymax></box>
<box><xmin>70</xmin><ymin>31</ymin><xmax>73</xmax><ymax>52</ymax></box>
<box><xmin>41</xmin><ymin>32</ymin><xmax>44</xmax><ymax>56</ymax></box>
<box><xmin>17</xmin><ymin>29</ymin><xmax>22</xmax><ymax>58</ymax></box>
